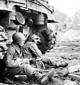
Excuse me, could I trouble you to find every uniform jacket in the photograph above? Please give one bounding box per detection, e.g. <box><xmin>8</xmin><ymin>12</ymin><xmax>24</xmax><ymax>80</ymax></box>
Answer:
<box><xmin>6</xmin><ymin>43</ymin><xmax>23</xmax><ymax>68</ymax></box>
<box><xmin>4</xmin><ymin>43</ymin><xmax>25</xmax><ymax>76</ymax></box>
<box><xmin>23</xmin><ymin>41</ymin><xmax>42</xmax><ymax>59</ymax></box>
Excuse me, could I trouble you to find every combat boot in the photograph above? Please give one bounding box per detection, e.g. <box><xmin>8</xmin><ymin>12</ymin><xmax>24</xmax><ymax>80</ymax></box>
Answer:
<box><xmin>33</xmin><ymin>68</ymin><xmax>54</xmax><ymax>85</ymax></box>
<box><xmin>40</xmin><ymin>68</ymin><xmax>54</xmax><ymax>85</ymax></box>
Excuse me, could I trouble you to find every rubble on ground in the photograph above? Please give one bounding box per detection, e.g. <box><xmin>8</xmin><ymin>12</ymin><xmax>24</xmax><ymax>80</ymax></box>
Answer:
<box><xmin>1</xmin><ymin>42</ymin><xmax>80</xmax><ymax>85</ymax></box>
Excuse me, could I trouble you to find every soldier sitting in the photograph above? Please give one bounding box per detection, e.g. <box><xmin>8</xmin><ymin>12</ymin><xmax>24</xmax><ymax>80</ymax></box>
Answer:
<box><xmin>4</xmin><ymin>32</ymin><xmax>54</xmax><ymax>84</ymax></box>
<box><xmin>23</xmin><ymin>34</ymin><xmax>68</xmax><ymax>69</ymax></box>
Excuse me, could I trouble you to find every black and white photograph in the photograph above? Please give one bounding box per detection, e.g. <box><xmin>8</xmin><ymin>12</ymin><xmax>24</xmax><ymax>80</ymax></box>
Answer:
<box><xmin>0</xmin><ymin>0</ymin><xmax>80</xmax><ymax>85</ymax></box>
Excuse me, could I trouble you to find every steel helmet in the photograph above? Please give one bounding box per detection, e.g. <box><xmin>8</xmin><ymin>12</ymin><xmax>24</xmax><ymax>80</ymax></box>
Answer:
<box><xmin>12</xmin><ymin>32</ymin><xmax>26</xmax><ymax>45</ymax></box>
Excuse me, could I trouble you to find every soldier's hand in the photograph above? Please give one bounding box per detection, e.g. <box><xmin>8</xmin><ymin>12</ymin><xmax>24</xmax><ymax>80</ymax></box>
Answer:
<box><xmin>16</xmin><ymin>58</ymin><xmax>23</xmax><ymax>66</ymax></box>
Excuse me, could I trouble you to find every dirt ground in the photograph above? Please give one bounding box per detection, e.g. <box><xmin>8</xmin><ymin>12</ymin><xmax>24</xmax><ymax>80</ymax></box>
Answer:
<box><xmin>1</xmin><ymin>41</ymin><xmax>80</xmax><ymax>85</ymax></box>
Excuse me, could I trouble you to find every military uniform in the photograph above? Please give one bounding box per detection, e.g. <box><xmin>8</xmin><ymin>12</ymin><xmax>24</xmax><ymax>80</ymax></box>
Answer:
<box><xmin>5</xmin><ymin>43</ymin><xmax>36</xmax><ymax>77</ymax></box>
<box><xmin>23</xmin><ymin>41</ymin><xmax>68</xmax><ymax>68</ymax></box>
<box><xmin>4</xmin><ymin>32</ymin><xmax>55</xmax><ymax>84</ymax></box>
<box><xmin>23</xmin><ymin>41</ymin><xmax>42</xmax><ymax>59</ymax></box>
<box><xmin>23</xmin><ymin>41</ymin><xmax>53</xmax><ymax>69</ymax></box>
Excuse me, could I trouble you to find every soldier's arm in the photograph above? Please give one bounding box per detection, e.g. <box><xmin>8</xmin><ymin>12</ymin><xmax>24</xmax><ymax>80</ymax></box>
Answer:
<box><xmin>6</xmin><ymin>46</ymin><xmax>21</xmax><ymax>68</ymax></box>
<box><xmin>28</xmin><ymin>42</ymin><xmax>43</xmax><ymax>58</ymax></box>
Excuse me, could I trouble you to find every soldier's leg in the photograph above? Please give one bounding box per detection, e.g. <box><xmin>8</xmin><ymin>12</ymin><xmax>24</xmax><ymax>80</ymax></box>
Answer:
<box><xmin>41</xmin><ymin>57</ymin><xmax>53</xmax><ymax>66</ymax></box>
<box><xmin>23</xmin><ymin>64</ymin><xmax>38</xmax><ymax>76</ymax></box>
<box><xmin>41</xmin><ymin>57</ymin><xmax>68</xmax><ymax>67</ymax></box>
<box><xmin>23</xmin><ymin>64</ymin><xmax>54</xmax><ymax>84</ymax></box>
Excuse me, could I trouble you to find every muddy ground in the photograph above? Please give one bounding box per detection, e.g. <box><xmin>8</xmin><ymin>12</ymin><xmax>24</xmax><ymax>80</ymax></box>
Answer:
<box><xmin>1</xmin><ymin>41</ymin><xmax>80</xmax><ymax>85</ymax></box>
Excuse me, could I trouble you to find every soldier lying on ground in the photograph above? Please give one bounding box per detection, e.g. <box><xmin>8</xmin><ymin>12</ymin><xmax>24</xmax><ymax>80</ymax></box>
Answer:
<box><xmin>23</xmin><ymin>34</ymin><xmax>68</xmax><ymax>68</ymax></box>
<box><xmin>4</xmin><ymin>32</ymin><xmax>54</xmax><ymax>84</ymax></box>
